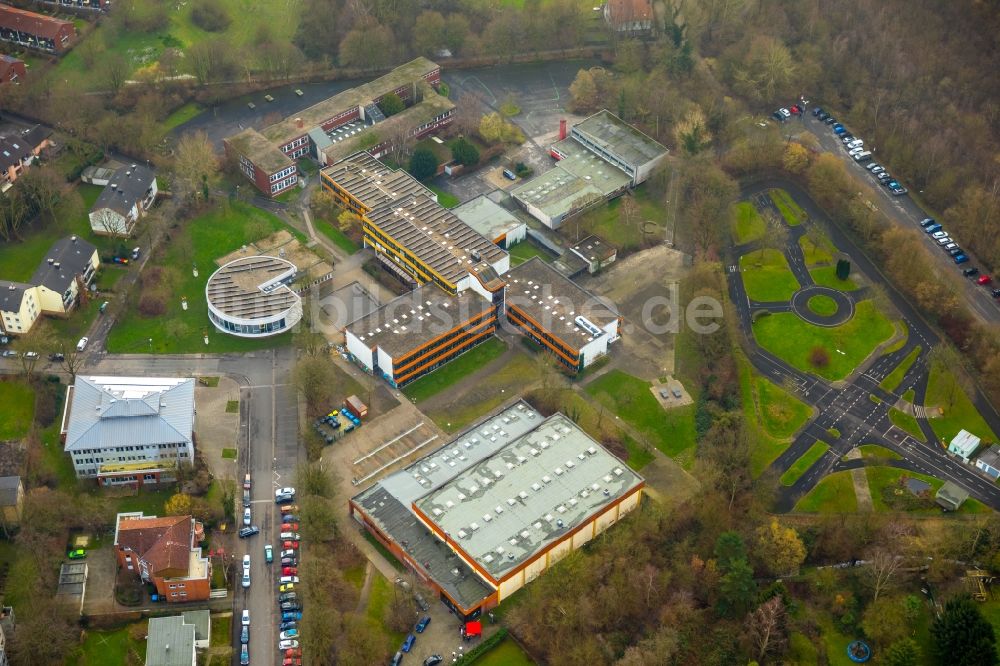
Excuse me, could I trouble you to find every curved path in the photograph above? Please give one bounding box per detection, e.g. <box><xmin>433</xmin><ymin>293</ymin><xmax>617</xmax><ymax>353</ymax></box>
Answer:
<box><xmin>790</xmin><ymin>285</ymin><xmax>855</xmax><ymax>327</ymax></box>
<box><xmin>729</xmin><ymin>178</ymin><xmax>1000</xmax><ymax>512</ymax></box>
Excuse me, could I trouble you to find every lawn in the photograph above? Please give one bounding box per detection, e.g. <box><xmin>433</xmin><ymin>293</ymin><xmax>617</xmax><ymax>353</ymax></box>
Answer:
<box><xmin>428</xmin><ymin>184</ymin><xmax>460</xmax><ymax>208</ymax></box>
<box><xmin>858</xmin><ymin>444</ymin><xmax>902</xmax><ymax>461</ymax></box>
<box><xmin>70</xmin><ymin>624</ymin><xmax>147</xmax><ymax>666</ymax></box>
<box><xmin>210</xmin><ymin>615</ymin><xmax>231</xmax><ymax>647</ymax></box>
<box><xmin>770</xmin><ymin>188</ymin><xmax>806</xmax><ymax>226</ymax></box>
<box><xmin>586</xmin><ymin>370</ymin><xmax>696</xmax><ymax>460</ymax></box>
<box><xmin>113</xmin><ymin>488</ymin><xmax>174</xmax><ymax>516</ymax></box>
<box><xmin>739</xmin><ymin>249</ymin><xmax>800</xmax><ymax>302</ymax></box>
<box><xmin>571</xmin><ymin>184</ymin><xmax>668</xmax><ymax>249</ymax></box>
<box><xmin>226</xmin><ymin>400</ymin><xmax>239</xmax><ymax>413</ymax></box>
<box><xmin>0</xmin><ymin>380</ymin><xmax>34</xmax><ymax>440</ymax></box>
<box><xmin>508</xmin><ymin>239</ymin><xmax>556</xmax><ymax>266</ymax></box>
<box><xmin>161</xmin><ymin>102</ymin><xmax>204</xmax><ymax>133</ymax></box>
<box><xmin>316</xmin><ymin>220</ymin><xmax>360</xmax><ymax>255</ymax></box>
<box><xmin>807</xmin><ymin>294</ymin><xmax>838</xmax><ymax>316</ymax></box>
<box><xmin>738</xmin><ymin>354</ymin><xmax>798</xmax><ymax>477</ymax></box>
<box><xmin>925</xmin><ymin>364</ymin><xmax>999</xmax><ymax>443</ymax></box>
<box><xmin>732</xmin><ymin>201</ymin><xmax>765</xmax><ymax>244</ymax></box>
<box><xmin>106</xmin><ymin>202</ymin><xmax>297</xmax><ymax>354</ymax></box>
<box><xmin>880</xmin><ymin>346</ymin><xmax>922</xmax><ymax>393</ymax></box>
<box><xmin>809</xmin><ymin>266</ymin><xmax>859</xmax><ymax>291</ymax></box>
<box><xmin>889</xmin><ymin>407</ymin><xmax>926</xmax><ymax>441</ymax></box>
<box><xmin>755</xmin><ymin>376</ymin><xmax>811</xmax><ymax>438</ymax></box>
<box><xmin>403</xmin><ymin>338</ymin><xmax>507</xmax><ymax>403</ymax></box>
<box><xmin>780</xmin><ymin>441</ymin><xmax>830</xmax><ymax>486</ymax></box>
<box><xmin>866</xmin><ymin>466</ymin><xmax>989</xmax><ymax>514</ymax></box>
<box><xmin>753</xmin><ymin>300</ymin><xmax>895</xmax><ymax>380</ymax></box>
<box><xmin>798</xmin><ymin>235</ymin><xmax>834</xmax><ymax>266</ymax></box>
<box><xmin>793</xmin><ymin>471</ymin><xmax>857</xmax><ymax>513</ymax></box>
<box><xmin>474</xmin><ymin>637</ymin><xmax>536</xmax><ymax>666</ymax></box>
<box><xmin>366</xmin><ymin>571</ymin><xmax>406</xmax><ymax>644</ymax></box>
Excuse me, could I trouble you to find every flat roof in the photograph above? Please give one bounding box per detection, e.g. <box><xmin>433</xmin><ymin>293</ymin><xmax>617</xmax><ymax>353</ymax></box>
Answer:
<box><xmin>506</xmin><ymin>257</ymin><xmax>619</xmax><ymax>346</ymax></box>
<box><xmin>511</xmin><ymin>150</ymin><xmax>630</xmax><ymax>219</ymax></box>
<box><xmin>205</xmin><ymin>255</ymin><xmax>299</xmax><ymax>319</ymax></box>
<box><xmin>452</xmin><ymin>196</ymin><xmax>524</xmax><ymax>242</ymax></box>
<box><xmin>346</xmin><ymin>284</ymin><xmax>493</xmax><ymax>358</ymax></box>
<box><xmin>571</xmin><ymin>235</ymin><xmax>617</xmax><ymax>263</ymax></box>
<box><xmin>571</xmin><ymin>109</ymin><xmax>668</xmax><ymax>167</ymax></box>
<box><xmin>321</xmin><ymin>89</ymin><xmax>454</xmax><ymax>165</ymax></box>
<box><xmin>322</xmin><ymin>151</ymin><xmax>434</xmax><ymax>212</ymax></box>
<box><xmin>413</xmin><ymin>409</ymin><xmax>641</xmax><ymax>580</ymax></box>
<box><xmin>225</xmin><ymin>129</ymin><xmax>293</xmax><ymax>174</ymax></box>
<box><xmin>261</xmin><ymin>58</ymin><xmax>440</xmax><ymax>145</ymax></box>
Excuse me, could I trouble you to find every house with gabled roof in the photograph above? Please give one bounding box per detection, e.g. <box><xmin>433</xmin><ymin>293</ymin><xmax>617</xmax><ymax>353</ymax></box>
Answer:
<box><xmin>114</xmin><ymin>512</ymin><xmax>210</xmax><ymax>603</ymax></box>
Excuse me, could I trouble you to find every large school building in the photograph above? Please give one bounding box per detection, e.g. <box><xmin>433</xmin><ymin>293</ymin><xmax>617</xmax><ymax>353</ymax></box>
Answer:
<box><xmin>224</xmin><ymin>58</ymin><xmax>452</xmax><ymax>197</ymax></box>
<box><xmin>350</xmin><ymin>400</ymin><xmax>644</xmax><ymax>619</ymax></box>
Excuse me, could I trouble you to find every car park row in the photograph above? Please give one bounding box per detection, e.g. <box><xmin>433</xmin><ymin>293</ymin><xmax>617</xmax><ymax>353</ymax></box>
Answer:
<box><xmin>238</xmin><ymin>480</ymin><xmax>302</xmax><ymax>665</ymax></box>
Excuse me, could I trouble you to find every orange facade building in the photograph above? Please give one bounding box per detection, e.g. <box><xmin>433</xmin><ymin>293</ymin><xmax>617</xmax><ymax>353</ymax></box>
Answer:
<box><xmin>113</xmin><ymin>513</ymin><xmax>211</xmax><ymax>602</ymax></box>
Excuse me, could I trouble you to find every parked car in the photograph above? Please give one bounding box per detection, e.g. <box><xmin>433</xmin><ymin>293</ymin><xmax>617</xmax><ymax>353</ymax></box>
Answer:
<box><xmin>275</xmin><ymin>487</ymin><xmax>296</xmax><ymax>500</ymax></box>
<box><xmin>279</xmin><ymin>532</ymin><xmax>301</xmax><ymax>542</ymax></box>
<box><xmin>779</xmin><ymin>107</ymin><xmax>791</xmax><ymax>118</ymax></box>
<box><xmin>992</xmin><ymin>289</ymin><xmax>1000</xmax><ymax>299</ymax></box>
<box><xmin>282</xmin><ymin>566</ymin><xmax>298</xmax><ymax>576</ymax></box>
<box><xmin>279</xmin><ymin>592</ymin><xmax>297</xmax><ymax>602</ymax></box>
<box><xmin>280</xmin><ymin>602</ymin><xmax>301</xmax><ymax>612</ymax></box>
<box><xmin>280</xmin><ymin>557</ymin><xmax>297</xmax><ymax>567</ymax></box>
<box><xmin>931</xmin><ymin>231</ymin><xmax>948</xmax><ymax>239</ymax></box>
<box><xmin>67</xmin><ymin>548</ymin><xmax>87</xmax><ymax>559</ymax></box>
<box><xmin>833</xmin><ymin>125</ymin><xmax>847</xmax><ymax>135</ymax></box>
<box><xmin>242</xmin><ymin>610</ymin><xmax>250</xmax><ymax>626</ymax></box>
<box><xmin>280</xmin><ymin>630</ymin><xmax>299</xmax><ymax>640</ymax></box>
<box><xmin>241</xmin><ymin>625</ymin><xmax>249</xmax><ymax>645</ymax></box>
<box><xmin>877</xmin><ymin>172</ymin><xmax>893</xmax><ymax>183</ymax></box>
<box><xmin>282</xmin><ymin>611</ymin><xmax>303</xmax><ymax>621</ymax></box>
<box><xmin>279</xmin><ymin>583</ymin><xmax>295</xmax><ymax>593</ymax></box>
<box><xmin>243</xmin><ymin>473</ymin><xmax>252</xmax><ymax>490</ymax></box>
<box><xmin>242</xmin><ymin>571</ymin><xmax>251</xmax><ymax>588</ymax></box>
<box><xmin>281</xmin><ymin>523</ymin><xmax>299</xmax><ymax>531</ymax></box>
<box><xmin>281</xmin><ymin>515</ymin><xmax>299</xmax><ymax>523</ymax></box>
<box><xmin>949</xmin><ymin>248</ymin><xmax>964</xmax><ymax>256</ymax></box>
<box><xmin>424</xmin><ymin>656</ymin><xmax>443</xmax><ymax>666</ymax></box>
<box><xmin>280</xmin><ymin>505</ymin><xmax>299</xmax><ymax>514</ymax></box>
<box><xmin>937</xmin><ymin>237</ymin><xmax>953</xmax><ymax>246</ymax></box>
<box><xmin>281</xmin><ymin>549</ymin><xmax>296</xmax><ymax>558</ymax></box>
<box><xmin>415</xmin><ymin>616</ymin><xmax>431</xmax><ymax>633</ymax></box>
<box><xmin>824</xmin><ymin>116</ymin><xmax>837</xmax><ymax>125</ymax></box>
<box><xmin>889</xmin><ymin>183</ymin><xmax>908</xmax><ymax>195</ymax></box>
<box><xmin>76</xmin><ymin>337</ymin><xmax>89</xmax><ymax>351</ymax></box>
<box><xmin>919</xmin><ymin>218</ymin><xmax>937</xmax><ymax>227</ymax></box>
<box><xmin>243</xmin><ymin>508</ymin><xmax>251</xmax><ymax>526</ymax></box>
<box><xmin>240</xmin><ymin>645</ymin><xmax>249</xmax><ymax>666</ymax></box>
<box><xmin>771</xmin><ymin>111</ymin><xmax>784</xmax><ymax>122</ymax></box>
<box><xmin>812</xmin><ymin>106</ymin><xmax>824</xmax><ymax>116</ymax></box>
<box><xmin>265</xmin><ymin>544</ymin><xmax>273</xmax><ymax>563</ymax></box>
<box><xmin>963</xmin><ymin>267</ymin><xmax>980</xmax><ymax>277</ymax></box>
<box><xmin>414</xmin><ymin>592</ymin><xmax>429</xmax><ymax>612</ymax></box>
<box><xmin>238</xmin><ymin>526</ymin><xmax>259</xmax><ymax>538</ymax></box>
<box><xmin>283</xmin><ymin>541</ymin><xmax>299</xmax><ymax>550</ymax></box>
<box><xmin>278</xmin><ymin>640</ymin><xmax>299</xmax><ymax>650</ymax></box>
<box><xmin>977</xmin><ymin>275</ymin><xmax>992</xmax><ymax>286</ymax></box>
<box><xmin>242</xmin><ymin>489</ymin><xmax>250</xmax><ymax>507</ymax></box>
<box><xmin>955</xmin><ymin>254</ymin><xmax>970</xmax><ymax>264</ymax></box>
<box><xmin>390</xmin><ymin>652</ymin><xmax>404</xmax><ymax>666</ymax></box>
<box><xmin>402</xmin><ymin>634</ymin><xmax>416</xmax><ymax>653</ymax></box>
<box><xmin>925</xmin><ymin>224</ymin><xmax>943</xmax><ymax>234</ymax></box>
<box><xmin>283</xmin><ymin>659</ymin><xmax>302</xmax><ymax>666</ymax></box>
<box><xmin>865</xmin><ymin>162</ymin><xmax>881</xmax><ymax>171</ymax></box>
<box><xmin>818</xmin><ymin>111</ymin><xmax>830</xmax><ymax>121</ymax></box>
<box><xmin>279</xmin><ymin>621</ymin><xmax>297</xmax><ymax>631</ymax></box>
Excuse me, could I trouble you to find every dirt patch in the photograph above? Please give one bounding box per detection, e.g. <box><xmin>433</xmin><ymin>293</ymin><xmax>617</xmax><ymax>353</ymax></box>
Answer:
<box><xmin>577</xmin><ymin>245</ymin><xmax>689</xmax><ymax>381</ymax></box>
<box><xmin>215</xmin><ymin>230</ymin><xmax>334</xmax><ymax>279</ymax></box>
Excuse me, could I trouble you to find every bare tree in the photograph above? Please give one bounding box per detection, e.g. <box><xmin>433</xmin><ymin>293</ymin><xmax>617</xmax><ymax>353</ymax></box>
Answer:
<box><xmin>90</xmin><ymin>207</ymin><xmax>133</xmax><ymax>239</ymax></box>
<box><xmin>863</xmin><ymin>548</ymin><xmax>902</xmax><ymax>602</ymax></box>
<box><xmin>746</xmin><ymin>596</ymin><xmax>787</xmax><ymax>662</ymax></box>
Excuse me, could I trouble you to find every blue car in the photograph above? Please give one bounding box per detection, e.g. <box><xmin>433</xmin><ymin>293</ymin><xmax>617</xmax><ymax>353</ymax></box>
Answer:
<box><xmin>415</xmin><ymin>616</ymin><xmax>431</xmax><ymax>633</ymax></box>
<box><xmin>925</xmin><ymin>224</ymin><xmax>942</xmax><ymax>234</ymax></box>
<box><xmin>279</xmin><ymin>621</ymin><xmax>297</xmax><ymax>631</ymax></box>
<box><xmin>833</xmin><ymin>125</ymin><xmax>846</xmax><ymax>134</ymax></box>
<box><xmin>240</xmin><ymin>625</ymin><xmax>249</xmax><ymax>645</ymax></box>
<box><xmin>282</xmin><ymin>611</ymin><xmax>303</xmax><ymax>621</ymax></box>
<box><xmin>954</xmin><ymin>254</ymin><xmax>970</xmax><ymax>264</ymax></box>
<box><xmin>402</xmin><ymin>634</ymin><xmax>416</xmax><ymax>653</ymax></box>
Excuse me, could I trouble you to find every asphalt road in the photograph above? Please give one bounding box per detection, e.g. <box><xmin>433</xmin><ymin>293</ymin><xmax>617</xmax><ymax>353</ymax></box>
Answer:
<box><xmin>792</xmin><ymin>110</ymin><xmax>1000</xmax><ymax>325</ymax></box>
<box><xmin>730</xmin><ymin>180</ymin><xmax>1000</xmax><ymax>512</ymax></box>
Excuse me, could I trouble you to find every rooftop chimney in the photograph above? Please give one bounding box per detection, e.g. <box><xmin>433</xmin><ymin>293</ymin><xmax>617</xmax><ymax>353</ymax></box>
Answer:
<box><xmin>559</xmin><ymin>119</ymin><xmax>567</xmax><ymax>141</ymax></box>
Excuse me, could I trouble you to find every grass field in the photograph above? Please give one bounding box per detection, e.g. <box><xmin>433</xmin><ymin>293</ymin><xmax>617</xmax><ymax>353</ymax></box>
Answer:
<box><xmin>753</xmin><ymin>300</ymin><xmax>894</xmax><ymax>380</ymax></box>
<box><xmin>366</xmin><ymin>571</ymin><xmax>406</xmax><ymax>645</ymax></box>
<box><xmin>809</xmin><ymin>266</ymin><xmax>859</xmax><ymax>291</ymax></box>
<box><xmin>428</xmin><ymin>185</ymin><xmax>460</xmax><ymax>208</ymax></box>
<box><xmin>865</xmin><ymin>466</ymin><xmax>989</xmax><ymax>514</ymax></box>
<box><xmin>794</xmin><ymin>471</ymin><xmax>857</xmax><ymax>513</ymax></box>
<box><xmin>798</xmin><ymin>231</ymin><xmax>837</xmax><ymax>266</ymax></box>
<box><xmin>858</xmin><ymin>444</ymin><xmax>902</xmax><ymax>461</ymax></box>
<box><xmin>508</xmin><ymin>239</ymin><xmax>556</xmax><ymax>266</ymax></box>
<box><xmin>737</xmin><ymin>353</ymin><xmax>800</xmax><ymax>477</ymax></box>
<box><xmin>807</xmin><ymin>294</ymin><xmax>838</xmax><ymax>316</ymax></box>
<box><xmin>572</xmin><ymin>184</ymin><xmax>668</xmax><ymax>249</ymax></box>
<box><xmin>474</xmin><ymin>638</ymin><xmax>536</xmax><ymax>666</ymax></box>
<box><xmin>403</xmin><ymin>338</ymin><xmax>507</xmax><ymax>403</ymax></box>
<box><xmin>770</xmin><ymin>188</ymin><xmax>806</xmax><ymax>226</ymax></box>
<box><xmin>316</xmin><ymin>220</ymin><xmax>360</xmax><ymax>254</ymax></box>
<box><xmin>106</xmin><ymin>202</ymin><xmax>296</xmax><ymax>354</ymax></box>
<box><xmin>780</xmin><ymin>441</ymin><xmax>830</xmax><ymax>486</ymax></box>
<box><xmin>880</xmin><ymin>346</ymin><xmax>921</xmax><ymax>393</ymax></box>
<box><xmin>732</xmin><ymin>201</ymin><xmax>766</xmax><ymax>244</ymax></box>
<box><xmin>161</xmin><ymin>102</ymin><xmax>204</xmax><ymax>132</ymax></box>
<box><xmin>889</xmin><ymin>407</ymin><xmax>926</xmax><ymax>441</ymax></box>
<box><xmin>755</xmin><ymin>375</ymin><xmax>811</xmax><ymax>438</ymax></box>
<box><xmin>70</xmin><ymin>624</ymin><xmax>147</xmax><ymax>666</ymax></box>
<box><xmin>739</xmin><ymin>248</ymin><xmax>801</xmax><ymax>302</ymax></box>
<box><xmin>0</xmin><ymin>380</ymin><xmax>34</xmax><ymax>441</ymax></box>
<box><xmin>585</xmin><ymin>370</ymin><xmax>696</xmax><ymax>460</ymax></box>
<box><xmin>925</xmin><ymin>364</ymin><xmax>998</xmax><ymax>443</ymax></box>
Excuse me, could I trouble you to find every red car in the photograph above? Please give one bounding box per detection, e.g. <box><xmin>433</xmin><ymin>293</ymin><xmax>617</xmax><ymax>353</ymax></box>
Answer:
<box><xmin>281</xmin><ymin>523</ymin><xmax>299</xmax><ymax>531</ymax></box>
<box><xmin>283</xmin><ymin>540</ymin><xmax>299</xmax><ymax>550</ymax></box>
<box><xmin>790</xmin><ymin>104</ymin><xmax>801</xmax><ymax>115</ymax></box>
<box><xmin>978</xmin><ymin>275</ymin><xmax>992</xmax><ymax>285</ymax></box>
<box><xmin>284</xmin><ymin>649</ymin><xmax>302</xmax><ymax>658</ymax></box>
<box><xmin>282</xmin><ymin>659</ymin><xmax>302</xmax><ymax>666</ymax></box>
<box><xmin>282</xmin><ymin>566</ymin><xmax>298</xmax><ymax>576</ymax></box>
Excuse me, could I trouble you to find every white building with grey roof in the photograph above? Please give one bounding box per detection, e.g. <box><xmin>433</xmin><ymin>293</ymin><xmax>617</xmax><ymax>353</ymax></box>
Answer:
<box><xmin>350</xmin><ymin>400</ymin><xmax>643</xmax><ymax>619</ymax></box>
<box><xmin>88</xmin><ymin>163</ymin><xmax>157</xmax><ymax>236</ymax></box>
<box><xmin>206</xmin><ymin>255</ymin><xmax>303</xmax><ymax>337</ymax></box>
<box><xmin>61</xmin><ymin>376</ymin><xmax>195</xmax><ymax>487</ymax></box>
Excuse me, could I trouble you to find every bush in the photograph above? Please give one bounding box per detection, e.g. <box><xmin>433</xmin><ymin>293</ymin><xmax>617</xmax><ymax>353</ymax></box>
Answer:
<box><xmin>378</xmin><ymin>92</ymin><xmax>405</xmax><ymax>117</ymax></box>
<box><xmin>138</xmin><ymin>293</ymin><xmax>166</xmax><ymax>317</ymax></box>
<box><xmin>450</xmin><ymin>137</ymin><xmax>480</xmax><ymax>166</ymax></box>
<box><xmin>463</xmin><ymin>628</ymin><xmax>508</xmax><ymax>662</ymax></box>
<box><xmin>808</xmin><ymin>346</ymin><xmax>830</xmax><ymax>368</ymax></box>
<box><xmin>408</xmin><ymin>148</ymin><xmax>439</xmax><ymax>182</ymax></box>
<box><xmin>190</xmin><ymin>0</ymin><xmax>232</xmax><ymax>32</ymax></box>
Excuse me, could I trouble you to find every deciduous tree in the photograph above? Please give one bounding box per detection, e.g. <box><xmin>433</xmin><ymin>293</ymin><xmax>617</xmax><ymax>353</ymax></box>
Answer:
<box><xmin>164</xmin><ymin>492</ymin><xmax>193</xmax><ymax>516</ymax></box>
<box><xmin>174</xmin><ymin>130</ymin><xmax>220</xmax><ymax>203</ymax></box>
<box><xmin>755</xmin><ymin>519</ymin><xmax>806</xmax><ymax>576</ymax></box>
<box><xmin>746</xmin><ymin>596</ymin><xmax>787</xmax><ymax>662</ymax></box>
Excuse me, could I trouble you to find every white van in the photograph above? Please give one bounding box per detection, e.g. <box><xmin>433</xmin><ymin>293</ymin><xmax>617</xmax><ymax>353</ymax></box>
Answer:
<box><xmin>76</xmin><ymin>337</ymin><xmax>89</xmax><ymax>351</ymax></box>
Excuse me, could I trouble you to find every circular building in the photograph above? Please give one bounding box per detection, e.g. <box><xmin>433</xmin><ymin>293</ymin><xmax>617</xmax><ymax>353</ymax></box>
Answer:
<box><xmin>206</xmin><ymin>255</ymin><xmax>303</xmax><ymax>337</ymax></box>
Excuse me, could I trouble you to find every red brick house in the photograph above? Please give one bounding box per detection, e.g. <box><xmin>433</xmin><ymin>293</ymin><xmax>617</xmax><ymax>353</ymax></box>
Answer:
<box><xmin>0</xmin><ymin>4</ymin><xmax>76</xmax><ymax>54</ymax></box>
<box><xmin>602</xmin><ymin>0</ymin><xmax>654</xmax><ymax>35</ymax></box>
<box><xmin>0</xmin><ymin>54</ymin><xmax>25</xmax><ymax>85</ymax></box>
<box><xmin>113</xmin><ymin>513</ymin><xmax>211</xmax><ymax>602</ymax></box>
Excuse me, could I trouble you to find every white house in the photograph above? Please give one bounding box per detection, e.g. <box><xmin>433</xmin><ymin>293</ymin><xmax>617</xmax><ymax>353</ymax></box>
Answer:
<box><xmin>948</xmin><ymin>429</ymin><xmax>982</xmax><ymax>464</ymax></box>
<box><xmin>975</xmin><ymin>445</ymin><xmax>1000</xmax><ymax>480</ymax></box>
<box><xmin>88</xmin><ymin>164</ymin><xmax>157</xmax><ymax>236</ymax></box>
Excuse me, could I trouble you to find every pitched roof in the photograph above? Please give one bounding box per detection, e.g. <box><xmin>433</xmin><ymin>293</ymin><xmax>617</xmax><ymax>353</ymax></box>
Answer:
<box><xmin>65</xmin><ymin>376</ymin><xmax>195</xmax><ymax>452</ymax></box>
<box><xmin>604</xmin><ymin>0</ymin><xmax>653</xmax><ymax>23</ymax></box>
<box><xmin>91</xmin><ymin>163</ymin><xmax>155</xmax><ymax>216</ymax></box>
<box><xmin>0</xmin><ymin>55</ymin><xmax>24</xmax><ymax>83</ymax></box>
<box><xmin>0</xmin><ymin>4</ymin><xmax>74</xmax><ymax>41</ymax></box>
<box><xmin>115</xmin><ymin>514</ymin><xmax>192</xmax><ymax>575</ymax></box>
<box><xmin>0</xmin><ymin>476</ymin><xmax>21</xmax><ymax>506</ymax></box>
<box><xmin>29</xmin><ymin>235</ymin><xmax>97</xmax><ymax>294</ymax></box>
<box><xmin>0</xmin><ymin>281</ymin><xmax>32</xmax><ymax>314</ymax></box>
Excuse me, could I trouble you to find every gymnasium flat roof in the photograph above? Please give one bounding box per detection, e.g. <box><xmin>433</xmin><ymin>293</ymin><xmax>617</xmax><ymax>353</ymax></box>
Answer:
<box><xmin>452</xmin><ymin>196</ymin><xmax>525</xmax><ymax>244</ymax></box>
<box><xmin>224</xmin><ymin>129</ymin><xmax>293</xmax><ymax>174</ymax></box>
<box><xmin>205</xmin><ymin>255</ymin><xmax>299</xmax><ymax>319</ymax></box>
<box><xmin>571</xmin><ymin>109</ymin><xmax>668</xmax><ymax>167</ymax></box>
<box><xmin>511</xmin><ymin>149</ymin><xmax>630</xmax><ymax>221</ymax></box>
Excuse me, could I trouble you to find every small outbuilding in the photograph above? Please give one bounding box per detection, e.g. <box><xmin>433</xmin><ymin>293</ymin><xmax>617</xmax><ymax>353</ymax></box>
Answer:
<box><xmin>948</xmin><ymin>429</ymin><xmax>982</xmax><ymax>464</ymax></box>
<box><xmin>975</xmin><ymin>445</ymin><xmax>1000</xmax><ymax>480</ymax></box>
<box><xmin>935</xmin><ymin>481</ymin><xmax>970</xmax><ymax>511</ymax></box>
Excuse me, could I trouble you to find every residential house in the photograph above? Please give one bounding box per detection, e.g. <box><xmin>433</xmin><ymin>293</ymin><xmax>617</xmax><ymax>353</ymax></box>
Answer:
<box><xmin>0</xmin><ymin>235</ymin><xmax>98</xmax><ymax>336</ymax></box>
<box><xmin>0</xmin><ymin>54</ymin><xmax>25</xmax><ymax>85</ymax></box>
<box><xmin>0</xmin><ymin>124</ymin><xmax>52</xmax><ymax>191</ymax></box>
<box><xmin>61</xmin><ymin>376</ymin><xmax>196</xmax><ymax>485</ymax></box>
<box><xmin>603</xmin><ymin>0</ymin><xmax>654</xmax><ymax>35</ymax></box>
<box><xmin>948</xmin><ymin>429</ymin><xmax>982</xmax><ymax>464</ymax></box>
<box><xmin>145</xmin><ymin>610</ymin><xmax>210</xmax><ymax>666</ymax></box>
<box><xmin>88</xmin><ymin>164</ymin><xmax>158</xmax><ymax>236</ymax></box>
<box><xmin>0</xmin><ymin>477</ymin><xmax>24</xmax><ymax>527</ymax></box>
<box><xmin>113</xmin><ymin>512</ymin><xmax>210</xmax><ymax>603</ymax></box>
<box><xmin>976</xmin><ymin>445</ymin><xmax>1000</xmax><ymax>480</ymax></box>
<box><xmin>0</xmin><ymin>4</ymin><xmax>76</xmax><ymax>53</ymax></box>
